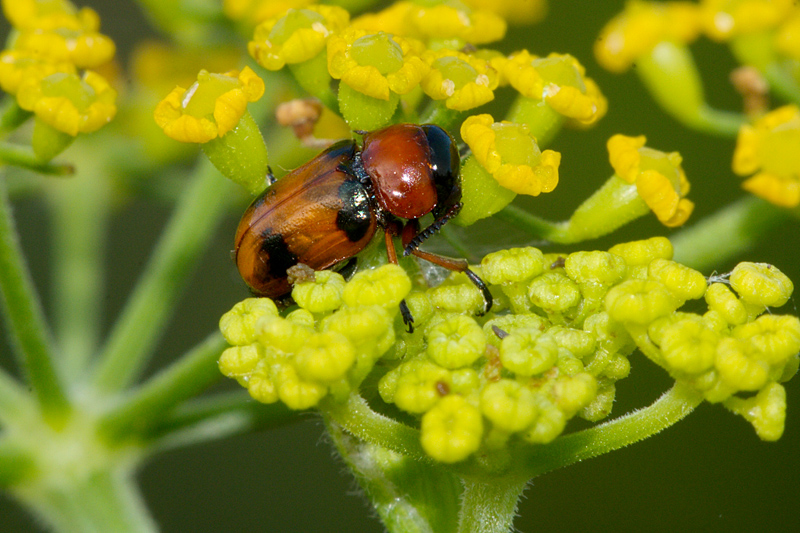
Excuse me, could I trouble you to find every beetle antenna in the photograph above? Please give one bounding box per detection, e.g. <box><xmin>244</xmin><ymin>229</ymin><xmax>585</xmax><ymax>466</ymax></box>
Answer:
<box><xmin>399</xmin><ymin>300</ymin><xmax>414</xmax><ymax>333</ymax></box>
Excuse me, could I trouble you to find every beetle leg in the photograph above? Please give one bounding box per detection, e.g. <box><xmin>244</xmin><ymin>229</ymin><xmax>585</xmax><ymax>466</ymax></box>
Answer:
<box><xmin>406</xmin><ymin>247</ymin><xmax>493</xmax><ymax>316</ymax></box>
<box><xmin>265</xmin><ymin>166</ymin><xmax>276</xmax><ymax>186</ymax></box>
<box><xmin>402</xmin><ymin>202</ymin><xmax>462</xmax><ymax>256</ymax></box>
<box><xmin>384</xmin><ymin>221</ymin><xmax>415</xmax><ymax>333</ymax></box>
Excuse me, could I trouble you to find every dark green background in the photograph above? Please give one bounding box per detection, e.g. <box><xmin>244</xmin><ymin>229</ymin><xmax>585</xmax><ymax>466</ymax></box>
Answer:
<box><xmin>1</xmin><ymin>1</ymin><xmax>799</xmax><ymax>531</ymax></box>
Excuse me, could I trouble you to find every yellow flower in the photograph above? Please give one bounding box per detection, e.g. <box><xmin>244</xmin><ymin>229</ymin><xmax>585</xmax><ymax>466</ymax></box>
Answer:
<box><xmin>420</xmin><ymin>49</ymin><xmax>499</xmax><ymax>111</ymax></box>
<box><xmin>607</xmin><ymin>134</ymin><xmax>694</xmax><ymax>226</ymax></box>
<box><xmin>462</xmin><ymin>0</ymin><xmax>547</xmax><ymax>26</ymax></box>
<box><xmin>504</xmin><ymin>51</ymin><xmax>607</xmax><ymax>126</ymax></box>
<box><xmin>222</xmin><ymin>0</ymin><xmax>314</xmax><ymax>26</ymax></box>
<box><xmin>350</xmin><ymin>1</ymin><xmax>415</xmax><ymax>36</ymax></box>
<box><xmin>16</xmin><ymin>69</ymin><xmax>116</xmax><ymax>135</ymax></box>
<box><xmin>595</xmin><ymin>0</ymin><xmax>701</xmax><ymax>73</ymax></box>
<box><xmin>774</xmin><ymin>9</ymin><xmax>800</xmax><ymax>59</ymax></box>
<box><xmin>153</xmin><ymin>67</ymin><xmax>265</xmax><ymax>144</ymax></box>
<box><xmin>732</xmin><ymin>105</ymin><xmax>800</xmax><ymax>207</ymax></box>
<box><xmin>13</xmin><ymin>17</ymin><xmax>115</xmax><ymax>69</ymax></box>
<box><xmin>327</xmin><ymin>29</ymin><xmax>427</xmax><ymax>101</ymax></box>
<box><xmin>0</xmin><ymin>49</ymin><xmax>75</xmax><ymax>95</ymax></box>
<box><xmin>699</xmin><ymin>0</ymin><xmax>795</xmax><ymax>41</ymax></box>
<box><xmin>461</xmin><ymin>114</ymin><xmax>560</xmax><ymax>196</ymax></box>
<box><xmin>2</xmin><ymin>0</ymin><xmax>97</xmax><ymax>31</ymax></box>
<box><xmin>248</xmin><ymin>5</ymin><xmax>350</xmax><ymax>71</ymax></box>
<box><xmin>404</xmin><ymin>1</ymin><xmax>506</xmax><ymax>45</ymax></box>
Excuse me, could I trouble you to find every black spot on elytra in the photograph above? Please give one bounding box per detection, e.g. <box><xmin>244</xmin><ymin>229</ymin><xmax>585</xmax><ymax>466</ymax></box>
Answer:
<box><xmin>259</xmin><ymin>231</ymin><xmax>298</xmax><ymax>279</ymax></box>
<box><xmin>335</xmin><ymin>179</ymin><xmax>373</xmax><ymax>243</ymax></box>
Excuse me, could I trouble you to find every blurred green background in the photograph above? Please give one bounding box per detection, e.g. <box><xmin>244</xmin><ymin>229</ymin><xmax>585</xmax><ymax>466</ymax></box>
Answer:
<box><xmin>1</xmin><ymin>1</ymin><xmax>799</xmax><ymax>531</ymax></box>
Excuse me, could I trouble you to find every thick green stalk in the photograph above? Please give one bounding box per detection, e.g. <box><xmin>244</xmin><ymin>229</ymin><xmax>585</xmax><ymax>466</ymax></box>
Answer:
<box><xmin>98</xmin><ymin>333</ymin><xmax>228</xmax><ymax>442</ymax></box>
<box><xmin>671</xmin><ymin>196</ymin><xmax>791</xmax><ymax>271</ymax></box>
<box><xmin>494</xmin><ymin>204</ymin><xmax>569</xmax><ymax>242</ymax></box>
<box><xmin>456</xmin><ymin>477</ymin><xmax>528</xmax><ymax>533</ymax></box>
<box><xmin>14</xmin><ymin>468</ymin><xmax>157</xmax><ymax>533</ymax></box>
<box><xmin>0</xmin><ymin>176</ymin><xmax>70</xmax><ymax>422</ymax></box>
<box><xmin>91</xmin><ymin>159</ymin><xmax>233</xmax><ymax>393</ymax></box>
<box><xmin>0</xmin><ymin>142</ymin><xmax>74</xmax><ymax>175</ymax></box>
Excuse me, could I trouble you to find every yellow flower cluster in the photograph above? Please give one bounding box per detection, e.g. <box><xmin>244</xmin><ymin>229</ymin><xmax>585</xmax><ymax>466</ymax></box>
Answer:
<box><xmin>238</xmin><ymin>3</ymin><xmax>604</xmax><ymax>120</ymax></box>
<box><xmin>220</xmin><ymin>238</ymin><xmax>798</xmax><ymax>462</ymax></box>
<box><xmin>0</xmin><ymin>0</ymin><xmax>117</xmax><ymax>140</ymax></box>
<box><xmin>607</xmin><ymin>134</ymin><xmax>694</xmax><ymax>226</ymax></box>
<box><xmin>732</xmin><ymin>105</ymin><xmax>800</xmax><ymax>207</ymax></box>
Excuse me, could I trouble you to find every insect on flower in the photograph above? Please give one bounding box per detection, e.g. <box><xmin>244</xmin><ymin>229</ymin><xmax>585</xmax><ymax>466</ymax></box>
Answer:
<box><xmin>234</xmin><ymin>123</ymin><xmax>493</xmax><ymax>329</ymax></box>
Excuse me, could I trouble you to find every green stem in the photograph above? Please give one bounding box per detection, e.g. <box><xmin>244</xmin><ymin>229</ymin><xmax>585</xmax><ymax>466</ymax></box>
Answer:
<box><xmin>763</xmin><ymin>61</ymin><xmax>800</xmax><ymax>104</ymax></box>
<box><xmin>0</xmin><ymin>101</ymin><xmax>32</xmax><ymax>138</ymax></box>
<box><xmin>0</xmin><ymin>438</ymin><xmax>36</xmax><ymax>486</ymax></box>
<box><xmin>46</xmin><ymin>147</ymin><xmax>109</xmax><ymax>379</ymax></box>
<box><xmin>147</xmin><ymin>391</ymin><xmax>297</xmax><ymax>449</ymax></box>
<box><xmin>440</xmin><ymin>225</ymin><xmax>479</xmax><ymax>263</ymax></box>
<box><xmin>494</xmin><ymin>204</ymin><xmax>569</xmax><ymax>242</ymax></box>
<box><xmin>322</xmin><ymin>392</ymin><xmax>428</xmax><ymax>462</ymax></box>
<box><xmin>92</xmin><ymin>159</ymin><xmax>233</xmax><ymax>393</ymax></box>
<box><xmin>456</xmin><ymin>477</ymin><xmax>528</xmax><ymax>533</ymax></box>
<box><xmin>516</xmin><ymin>382</ymin><xmax>703</xmax><ymax>478</ymax></box>
<box><xmin>694</xmin><ymin>105</ymin><xmax>746</xmax><ymax>137</ymax></box>
<box><xmin>15</xmin><ymin>468</ymin><xmax>157</xmax><ymax>533</ymax></box>
<box><xmin>0</xmin><ymin>142</ymin><xmax>74</xmax><ymax>175</ymax></box>
<box><xmin>98</xmin><ymin>333</ymin><xmax>228</xmax><ymax>442</ymax></box>
<box><xmin>0</xmin><ymin>176</ymin><xmax>70</xmax><ymax>422</ymax></box>
<box><xmin>670</xmin><ymin>196</ymin><xmax>792</xmax><ymax>271</ymax></box>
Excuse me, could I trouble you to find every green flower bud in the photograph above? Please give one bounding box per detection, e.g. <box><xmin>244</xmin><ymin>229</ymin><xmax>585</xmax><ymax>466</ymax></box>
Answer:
<box><xmin>426</xmin><ymin>315</ymin><xmax>486</xmax><ymax>369</ymax></box>
<box><xmin>258</xmin><ymin>315</ymin><xmax>313</xmax><ymax>354</ymax></box>
<box><xmin>580</xmin><ymin>384</ymin><xmax>616</xmax><ymax>422</ymax></box>
<box><xmin>480</xmin><ymin>379</ymin><xmax>538</xmax><ymax>432</ymax></box>
<box><xmin>219</xmin><ymin>297</ymin><xmax>279</xmax><ymax>346</ymax></box>
<box><xmin>605</xmin><ymin>279</ymin><xmax>679</xmax><ymax>325</ymax></box>
<box><xmin>715</xmin><ymin>337</ymin><xmax>770</xmax><ymax>391</ymax></box>
<box><xmin>732</xmin><ymin>315</ymin><xmax>800</xmax><ymax>366</ymax></box>
<box><xmin>247</xmin><ymin>361</ymin><xmax>279</xmax><ymax>404</ymax></box>
<box><xmin>705</xmin><ymin>282</ymin><xmax>748</xmax><ymax>326</ymax></box>
<box><xmin>286</xmin><ymin>308</ymin><xmax>315</xmax><ymax>327</ymax></box>
<box><xmin>608</xmin><ymin>236</ymin><xmax>673</xmax><ymax>266</ymax></box>
<box><xmin>548</xmin><ymin>325</ymin><xmax>597</xmax><ymax>359</ymax></box>
<box><xmin>528</xmin><ymin>271</ymin><xmax>582</xmax><ymax>314</ymax></box>
<box><xmin>659</xmin><ymin>318</ymin><xmax>720</xmax><ymax>374</ymax></box>
<box><xmin>391</xmin><ymin>359</ymin><xmax>451</xmax><ymax>413</ymax></box>
<box><xmin>218</xmin><ymin>344</ymin><xmax>263</xmax><ymax>378</ymax></box>
<box><xmin>428</xmin><ymin>276</ymin><xmax>486</xmax><ymax>314</ymax></box>
<box><xmin>292</xmin><ymin>270</ymin><xmax>346</xmax><ymax>313</ymax></box>
<box><xmin>647</xmin><ymin>258</ymin><xmax>707</xmax><ymax>301</ymax></box>
<box><xmin>274</xmin><ymin>363</ymin><xmax>328</xmax><ymax>410</ymax></box>
<box><xmin>294</xmin><ymin>331</ymin><xmax>356</xmax><ymax>383</ymax></box>
<box><xmin>725</xmin><ymin>382</ymin><xmax>786</xmax><ymax>441</ymax></box>
<box><xmin>730</xmin><ymin>262</ymin><xmax>793</xmax><ymax>308</ymax></box>
<box><xmin>500</xmin><ymin>328</ymin><xmax>558</xmax><ymax>376</ymax></box>
<box><xmin>421</xmin><ymin>395</ymin><xmax>483</xmax><ymax>463</ymax></box>
<box><xmin>481</xmin><ymin>247</ymin><xmax>545</xmax><ymax>285</ymax></box>
<box><xmin>523</xmin><ymin>398</ymin><xmax>565</xmax><ymax>444</ymax></box>
<box><xmin>583</xmin><ymin>311</ymin><xmax>635</xmax><ymax>354</ymax></box>
<box><xmin>343</xmin><ymin>263</ymin><xmax>411</xmax><ymax>309</ymax></box>
<box><xmin>564</xmin><ymin>250</ymin><xmax>627</xmax><ymax>286</ymax></box>
<box><xmin>322</xmin><ymin>305</ymin><xmax>395</xmax><ymax>360</ymax></box>
<box><xmin>483</xmin><ymin>314</ymin><xmax>547</xmax><ymax>347</ymax></box>
<box><xmin>553</xmin><ymin>373</ymin><xmax>598</xmax><ymax>415</ymax></box>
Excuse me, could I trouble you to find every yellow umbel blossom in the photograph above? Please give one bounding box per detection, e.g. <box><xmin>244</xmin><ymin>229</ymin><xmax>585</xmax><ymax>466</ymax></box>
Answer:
<box><xmin>13</xmin><ymin>16</ymin><xmax>115</xmax><ymax>69</ymax></box>
<box><xmin>732</xmin><ymin>104</ymin><xmax>800</xmax><ymax>207</ymax></box>
<box><xmin>154</xmin><ymin>67</ymin><xmax>265</xmax><ymax>144</ymax></box>
<box><xmin>463</xmin><ymin>0</ymin><xmax>547</xmax><ymax>26</ymax></box>
<box><xmin>607</xmin><ymin>134</ymin><xmax>694</xmax><ymax>226</ymax></box>
<box><xmin>327</xmin><ymin>29</ymin><xmax>427</xmax><ymax>101</ymax></box>
<box><xmin>350</xmin><ymin>2</ymin><xmax>414</xmax><ymax>35</ymax></box>
<box><xmin>223</xmin><ymin>0</ymin><xmax>314</xmax><ymax>26</ymax></box>
<box><xmin>248</xmin><ymin>5</ymin><xmax>350</xmax><ymax>71</ymax></box>
<box><xmin>699</xmin><ymin>0</ymin><xmax>795</xmax><ymax>41</ymax></box>
<box><xmin>0</xmin><ymin>49</ymin><xmax>75</xmax><ymax>95</ymax></box>
<box><xmin>16</xmin><ymin>69</ymin><xmax>116</xmax><ymax>135</ymax></box>
<box><xmin>461</xmin><ymin>114</ymin><xmax>560</xmax><ymax>196</ymax></box>
<box><xmin>404</xmin><ymin>1</ymin><xmax>506</xmax><ymax>45</ymax></box>
<box><xmin>595</xmin><ymin>0</ymin><xmax>701</xmax><ymax>73</ymax></box>
<box><xmin>504</xmin><ymin>51</ymin><xmax>607</xmax><ymax>126</ymax></box>
<box><xmin>774</xmin><ymin>9</ymin><xmax>800</xmax><ymax>59</ymax></box>
<box><xmin>2</xmin><ymin>0</ymin><xmax>96</xmax><ymax>31</ymax></box>
<box><xmin>420</xmin><ymin>50</ymin><xmax>499</xmax><ymax>111</ymax></box>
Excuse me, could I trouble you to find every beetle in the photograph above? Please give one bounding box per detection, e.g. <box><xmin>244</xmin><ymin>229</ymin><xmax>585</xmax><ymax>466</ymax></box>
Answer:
<box><xmin>234</xmin><ymin>123</ymin><xmax>492</xmax><ymax>328</ymax></box>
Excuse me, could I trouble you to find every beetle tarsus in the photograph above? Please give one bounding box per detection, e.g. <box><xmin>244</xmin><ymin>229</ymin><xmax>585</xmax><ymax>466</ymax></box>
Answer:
<box><xmin>464</xmin><ymin>267</ymin><xmax>493</xmax><ymax>315</ymax></box>
<box><xmin>402</xmin><ymin>202</ymin><xmax>462</xmax><ymax>256</ymax></box>
<box><xmin>400</xmin><ymin>300</ymin><xmax>415</xmax><ymax>333</ymax></box>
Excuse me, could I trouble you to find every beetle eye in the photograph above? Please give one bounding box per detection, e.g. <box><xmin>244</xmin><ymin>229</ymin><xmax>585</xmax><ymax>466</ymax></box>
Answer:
<box><xmin>422</xmin><ymin>125</ymin><xmax>461</xmax><ymax>216</ymax></box>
